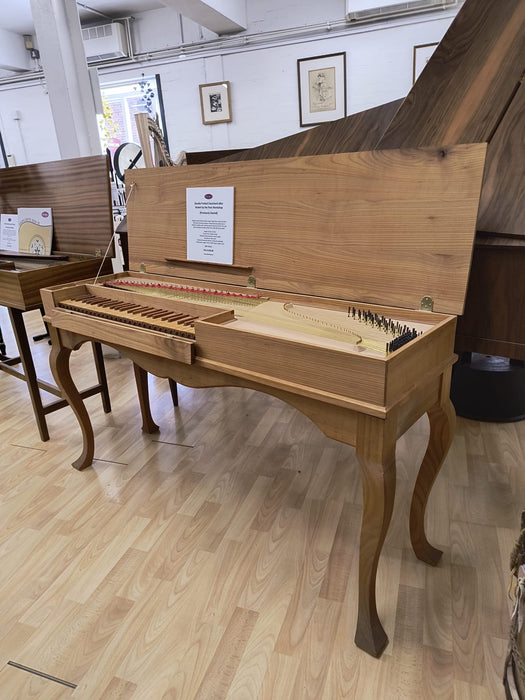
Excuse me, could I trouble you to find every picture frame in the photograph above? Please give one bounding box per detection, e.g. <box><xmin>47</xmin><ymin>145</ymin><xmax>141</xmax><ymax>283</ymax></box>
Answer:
<box><xmin>199</xmin><ymin>81</ymin><xmax>232</xmax><ymax>125</ymax></box>
<box><xmin>412</xmin><ymin>43</ymin><xmax>438</xmax><ymax>85</ymax></box>
<box><xmin>297</xmin><ymin>52</ymin><xmax>347</xmax><ymax>127</ymax></box>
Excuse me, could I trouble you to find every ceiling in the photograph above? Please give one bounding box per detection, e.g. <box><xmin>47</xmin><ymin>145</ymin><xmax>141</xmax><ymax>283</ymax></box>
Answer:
<box><xmin>0</xmin><ymin>0</ymin><xmax>165</xmax><ymax>35</ymax></box>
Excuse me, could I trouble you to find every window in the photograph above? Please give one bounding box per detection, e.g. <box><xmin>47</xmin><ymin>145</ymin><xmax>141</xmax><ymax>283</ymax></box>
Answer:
<box><xmin>98</xmin><ymin>74</ymin><xmax>168</xmax><ymax>161</ymax></box>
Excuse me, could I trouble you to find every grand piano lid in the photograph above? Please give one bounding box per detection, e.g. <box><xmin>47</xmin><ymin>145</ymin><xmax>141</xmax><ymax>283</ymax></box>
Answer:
<box><xmin>125</xmin><ymin>143</ymin><xmax>487</xmax><ymax>317</ymax></box>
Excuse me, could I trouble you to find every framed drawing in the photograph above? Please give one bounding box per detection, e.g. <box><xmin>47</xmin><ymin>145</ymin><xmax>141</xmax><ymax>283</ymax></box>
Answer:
<box><xmin>297</xmin><ymin>52</ymin><xmax>347</xmax><ymax>127</ymax></box>
<box><xmin>199</xmin><ymin>81</ymin><xmax>232</xmax><ymax>125</ymax></box>
<box><xmin>412</xmin><ymin>43</ymin><xmax>438</xmax><ymax>85</ymax></box>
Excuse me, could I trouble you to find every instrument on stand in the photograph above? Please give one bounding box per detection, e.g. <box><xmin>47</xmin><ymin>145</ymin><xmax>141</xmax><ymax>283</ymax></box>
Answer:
<box><xmin>42</xmin><ymin>144</ymin><xmax>487</xmax><ymax>657</ymax></box>
<box><xmin>0</xmin><ymin>155</ymin><xmax>114</xmax><ymax>440</ymax></box>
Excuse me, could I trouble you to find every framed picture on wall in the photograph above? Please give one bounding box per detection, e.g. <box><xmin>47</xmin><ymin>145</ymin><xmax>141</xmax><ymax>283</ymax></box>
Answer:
<box><xmin>199</xmin><ymin>81</ymin><xmax>232</xmax><ymax>124</ymax></box>
<box><xmin>297</xmin><ymin>52</ymin><xmax>347</xmax><ymax>127</ymax></box>
<box><xmin>412</xmin><ymin>43</ymin><xmax>438</xmax><ymax>85</ymax></box>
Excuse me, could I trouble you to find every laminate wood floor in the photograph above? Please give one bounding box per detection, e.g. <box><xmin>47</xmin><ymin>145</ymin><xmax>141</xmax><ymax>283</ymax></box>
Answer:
<box><xmin>0</xmin><ymin>307</ymin><xmax>521</xmax><ymax>698</ymax></box>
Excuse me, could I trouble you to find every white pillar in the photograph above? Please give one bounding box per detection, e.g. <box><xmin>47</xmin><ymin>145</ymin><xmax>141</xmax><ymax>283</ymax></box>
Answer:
<box><xmin>30</xmin><ymin>0</ymin><xmax>101</xmax><ymax>158</ymax></box>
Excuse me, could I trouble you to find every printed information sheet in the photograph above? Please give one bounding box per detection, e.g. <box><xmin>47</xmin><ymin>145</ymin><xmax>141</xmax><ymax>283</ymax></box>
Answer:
<box><xmin>0</xmin><ymin>214</ymin><xmax>18</xmax><ymax>251</ymax></box>
<box><xmin>17</xmin><ymin>208</ymin><xmax>53</xmax><ymax>255</ymax></box>
<box><xmin>186</xmin><ymin>186</ymin><xmax>234</xmax><ymax>264</ymax></box>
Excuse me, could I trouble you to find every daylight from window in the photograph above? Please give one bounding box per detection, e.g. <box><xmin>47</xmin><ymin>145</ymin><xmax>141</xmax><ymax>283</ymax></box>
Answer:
<box><xmin>97</xmin><ymin>75</ymin><xmax>162</xmax><ymax>159</ymax></box>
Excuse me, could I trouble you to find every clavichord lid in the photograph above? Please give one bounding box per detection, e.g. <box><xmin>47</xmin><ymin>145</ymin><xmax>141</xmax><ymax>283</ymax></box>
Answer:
<box><xmin>126</xmin><ymin>143</ymin><xmax>486</xmax><ymax>316</ymax></box>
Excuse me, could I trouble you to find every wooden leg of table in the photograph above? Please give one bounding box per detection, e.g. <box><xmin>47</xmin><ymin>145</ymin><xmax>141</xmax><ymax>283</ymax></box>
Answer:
<box><xmin>48</xmin><ymin>329</ymin><xmax>94</xmax><ymax>470</ymax></box>
<box><xmin>8</xmin><ymin>307</ymin><xmax>49</xmax><ymax>442</ymax></box>
<box><xmin>409</xmin><ymin>395</ymin><xmax>455</xmax><ymax>565</ymax></box>
<box><xmin>91</xmin><ymin>342</ymin><xmax>111</xmax><ymax>413</ymax></box>
<box><xmin>132</xmin><ymin>364</ymin><xmax>160</xmax><ymax>434</ymax></box>
<box><xmin>354</xmin><ymin>413</ymin><xmax>397</xmax><ymax>657</ymax></box>
<box><xmin>168</xmin><ymin>378</ymin><xmax>178</xmax><ymax>407</ymax></box>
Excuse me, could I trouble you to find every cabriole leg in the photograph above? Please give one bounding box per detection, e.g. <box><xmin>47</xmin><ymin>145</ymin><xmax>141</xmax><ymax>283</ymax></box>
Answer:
<box><xmin>354</xmin><ymin>413</ymin><xmax>397</xmax><ymax>657</ymax></box>
<box><xmin>410</xmin><ymin>396</ymin><xmax>455</xmax><ymax>565</ymax></box>
<box><xmin>48</xmin><ymin>328</ymin><xmax>94</xmax><ymax>470</ymax></box>
<box><xmin>133</xmin><ymin>364</ymin><xmax>160</xmax><ymax>434</ymax></box>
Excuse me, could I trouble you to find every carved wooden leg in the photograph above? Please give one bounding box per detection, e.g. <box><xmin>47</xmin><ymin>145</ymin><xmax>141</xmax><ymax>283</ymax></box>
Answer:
<box><xmin>48</xmin><ymin>329</ymin><xmax>94</xmax><ymax>470</ymax></box>
<box><xmin>354</xmin><ymin>413</ymin><xmax>397</xmax><ymax>657</ymax></box>
<box><xmin>133</xmin><ymin>364</ymin><xmax>160</xmax><ymax>434</ymax></box>
<box><xmin>410</xmin><ymin>395</ymin><xmax>455</xmax><ymax>565</ymax></box>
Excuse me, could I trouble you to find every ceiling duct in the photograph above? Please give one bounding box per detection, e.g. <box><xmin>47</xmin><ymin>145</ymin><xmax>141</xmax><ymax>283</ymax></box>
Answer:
<box><xmin>346</xmin><ymin>0</ymin><xmax>460</xmax><ymax>23</ymax></box>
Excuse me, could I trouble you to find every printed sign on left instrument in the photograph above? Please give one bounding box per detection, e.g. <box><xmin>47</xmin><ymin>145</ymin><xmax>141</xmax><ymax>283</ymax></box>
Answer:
<box><xmin>17</xmin><ymin>208</ymin><xmax>53</xmax><ymax>255</ymax></box>
<box><xmin>186</xmin><ymin>187</ymin><xmax>234</xmax><ymax>265</ymax></box>
<box><xmin>0</xmin><ymin>214</ymin><xmax>18</xmax><ymax>251</ymax></box>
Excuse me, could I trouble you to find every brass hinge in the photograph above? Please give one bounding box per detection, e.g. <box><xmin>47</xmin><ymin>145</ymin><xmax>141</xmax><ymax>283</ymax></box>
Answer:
<box><xmin>420</xmin><ymin>296</ymin><xmax>434</xmax><ymax>311</ymax></box>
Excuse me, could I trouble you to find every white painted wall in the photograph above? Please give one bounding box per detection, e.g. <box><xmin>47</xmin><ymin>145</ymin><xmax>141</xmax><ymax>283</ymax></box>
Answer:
<box><xmin>0</xmin><ymin>3</ymin><xmax>459</xmax><ymax>166</ymax></box>
<box><xmin>0</xmin><ymin>27</ymin><xmax>32</xmax><ymax>72</ymax></box>
<box><xmin>246</xmin><ymin>0</ymin><xmax>345</xmax><ymax>32</ymax></box>
<box><xmin>0</xmin><ymin>83</ymin><xmax>58</xmax><ymax>165</ymax></box>
<box><xmin>131</xmin><ymin>9</ymin><xmax>184</xmax><ymax>54</ymax></box>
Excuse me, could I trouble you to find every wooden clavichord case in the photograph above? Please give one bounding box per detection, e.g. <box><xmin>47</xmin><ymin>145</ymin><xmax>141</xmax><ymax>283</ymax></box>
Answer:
<box><xmin>41</xmin><ymin>143</ymin><xmax>486</xmax><ymax>658</ymax></box>
<box><xmin>0</xmin><ymin>155</ymin><xmax>114</xmax><ymax>311</ymax></box>
<box><xmin>43</xmin><ymin>143</ymin><xmax>486</xmax><ymax>416</ymax></box>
